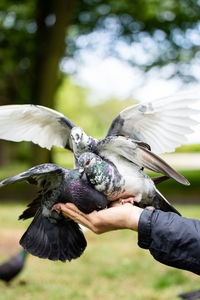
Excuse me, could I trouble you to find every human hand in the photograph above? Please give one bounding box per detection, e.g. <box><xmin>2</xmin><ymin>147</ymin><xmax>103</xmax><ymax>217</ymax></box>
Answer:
<box><xmin>52</xmin><ymin>201</ymin><xmax>143</xmax><ymax>234</ymax></box>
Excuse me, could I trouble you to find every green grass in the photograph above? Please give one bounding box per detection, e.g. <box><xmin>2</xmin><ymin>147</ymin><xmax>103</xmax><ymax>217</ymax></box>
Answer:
<box><xmin>176</xmin><ymin>144</ymin><xmax>200</xmax><ymax>153</ymax></box>
<box><xmin>146</xmin><ymin>170</ymin><xmax>200</xmax><ymax>204</ymax></box>
<box><xmin>0</xmin><ymin>203</ymin><xmax>199</xmax><ymax>299</ymax></box>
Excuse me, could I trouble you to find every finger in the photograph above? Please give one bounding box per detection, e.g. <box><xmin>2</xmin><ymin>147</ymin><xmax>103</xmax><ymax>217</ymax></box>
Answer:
<box><xmin>109</xmin><ymin>201</ymin><xmax>122</xmax><ymax>208</ymax></box>
<box><xmin>53</xmin><ymin>202</ymin><xmax>85</xmax><ymax>217</ymax></box>
<box><xmin>55</xmin><ymin>203</ymin><xmax>96</xmax><ymax>231</ymax></box>
<box><xmin>64</xmin><ymin>202</ymin><xmax>89</xmax><ymax>218</ymax></box>
<box><xmin>51</xmin><ymin>203</ymin><xmax>62</xmax><ymax>213</ymax></box>
<box><xmin>56</xmin><ymin>203</ymin><xmax>80</xmax><ymax>218</ymax></box>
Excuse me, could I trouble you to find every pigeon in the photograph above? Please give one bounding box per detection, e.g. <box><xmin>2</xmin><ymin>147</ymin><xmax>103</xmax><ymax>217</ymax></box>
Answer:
<box><xmin>0</xmin><ymin>249</ymin><xmax>27</xmax><ymax>285</ymax></box>
<box><xmin>0</xmin><ymin>93</ymin><xmax>198</xmax><ymax>184</ymax></box>
<box><xmin>0</xmin><ymin>164</ymin><xmax>107</xmax><ymax>262</ymax></box>
<box><xmin>179</xmin><ymin>290</ymin><xmax>200</xmax><ymax>300</ymax></box>
<box><xmin>78</xmin><ymin>151</ymin><xmax>181</xmax><ymax>215</ymax></box>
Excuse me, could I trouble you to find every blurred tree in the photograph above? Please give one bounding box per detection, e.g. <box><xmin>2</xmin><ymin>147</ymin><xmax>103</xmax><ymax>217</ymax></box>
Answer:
<box><xmin>32</xmin><ymin>0</ymin><xmax>73</xmax><ymax>164</ymax></box>
<box><xmin>0</xmin><ymin>0</ymin><xmax>199</xmax><ymax>165</ymax></box>
<box><xmin>68</xmin><ymin>0</ymin><xmax>200</xmax><ymax>81</ymax></box>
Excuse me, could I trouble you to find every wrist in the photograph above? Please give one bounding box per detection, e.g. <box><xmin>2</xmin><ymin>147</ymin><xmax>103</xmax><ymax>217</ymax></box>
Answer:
<box><xmin>127</xmin><ymin>206</ymin><xmax>143</xmax><ymax>231</ymax></box>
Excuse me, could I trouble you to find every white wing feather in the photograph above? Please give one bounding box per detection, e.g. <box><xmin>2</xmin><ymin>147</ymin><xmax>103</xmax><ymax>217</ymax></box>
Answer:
<box><xmin>0</xmin><ymin>105</ymin><xmax>75</xmax><ymax>150</ymax></box>
<box><xmin>119</xmin><ymin>92</ymin><xmax>200</xmax><ymax>154</ymax></box>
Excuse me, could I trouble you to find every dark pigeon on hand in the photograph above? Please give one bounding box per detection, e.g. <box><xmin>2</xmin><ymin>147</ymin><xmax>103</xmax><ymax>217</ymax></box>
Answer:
<box><xmin>0</xmin><ymin>249</ymin><xmax>27</xmax><ymax>285</ymax></box>
<box><xmin>0</xmin><ymin>93</ymin><xmax>199</xmax><ymax>185</ymax></box>
<box><xmin>0</xmin><ymin>164</ymin><xmax>107</xmax><ymax>262</ymax></box>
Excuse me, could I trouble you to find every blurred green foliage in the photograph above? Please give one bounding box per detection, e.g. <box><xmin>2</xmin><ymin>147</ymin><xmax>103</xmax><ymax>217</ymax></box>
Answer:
<box><xmin>55</xmin><ymin>78</ymin><xmax>136</xmax><ymax>138</ymax></box>
<box><xmin>0</xmin><ymin>0</ymin><xmax>200</xmax><ymax>106</ymax></box>
<box><xmin>176</xmin><ymin>144</ymin><xmax>200</xmax><ymax>153</ymax></box>
<box><xmin>69</xmin><ymin>0</ymin><xmax>200</xmax><ymax>81</ymax></box>
<box><xmin>147</xmin><ymin>169</ymin><xmax>200</xmax><ymax>204</ymax></box>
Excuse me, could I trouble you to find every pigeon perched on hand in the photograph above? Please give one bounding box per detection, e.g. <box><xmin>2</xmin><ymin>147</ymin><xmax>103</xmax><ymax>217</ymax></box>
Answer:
<box><xmin>78</xmin><ymin>152</ymin><xmax>181</xmax><ymax>215</ymax></box>
<box><xmin>0</xmin><ymin>93</ymin><xmax>198</xmax><ymax>185</ymax></box>
<box><xmin>0</xmin><ymin>249</ymin><xmax>27</xmax><ymax>285</ymax></box>
<box><xmin>0</xmin><ymin>164</ymin><xmax>107</xmax><ymax>262</ymax></box>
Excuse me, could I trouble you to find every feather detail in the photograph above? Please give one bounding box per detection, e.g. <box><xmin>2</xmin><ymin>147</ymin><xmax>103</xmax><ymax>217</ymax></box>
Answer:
<box><xmin>105</xmin><ymin>92</ymin><xmax>200</xmax><ymax>154</ymax></box>
<box><xmin>0</xmin><ymin>105</ymin><xmax>75</xmax><ymax>150</ymax></box>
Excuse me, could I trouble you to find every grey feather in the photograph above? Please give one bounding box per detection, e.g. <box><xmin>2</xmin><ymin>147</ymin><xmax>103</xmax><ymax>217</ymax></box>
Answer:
<box><xmin>78</xmin><ymin>152</ymin><xmax>181</xmax><ymax>215</ymax></box>
<box><xmin>0</xmin><ymin>163</ymin><xmax>107</xmax><ymax>262</ymax></box>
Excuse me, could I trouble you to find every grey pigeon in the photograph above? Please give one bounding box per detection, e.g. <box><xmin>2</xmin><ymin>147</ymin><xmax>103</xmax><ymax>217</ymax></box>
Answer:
<box><xmin>0</xmin><ymin>249</ymin><xmax>27</xmax><ymax>285</ymax></box>
<box><xmin>78</xmin><ymin>152</ymin><xmax>181</xmax><ymax>215</ymax></box>
<box><xmin>179</xmin><ymin>290</ymin><xmax>200</xmax><ymax>300</ymax></box>
<box><xmin>0</xmin><ymin>164</ymin><xmax>107</xmax><ymax>262</ymax></box>
<box><xmin>0</xmin><ymin>93</ymin><xmax>199</xmax><ymax>185</ymax></box>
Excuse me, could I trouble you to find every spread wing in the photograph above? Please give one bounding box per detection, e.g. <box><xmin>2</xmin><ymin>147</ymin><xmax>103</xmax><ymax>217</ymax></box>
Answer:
<box><xmin>97</xmin><ymin>136</ymin><xmax>190</xmax><ymax>186</ymax></box>
<box><xmin>0</xmin><ymin>163</ymin><xmax>67</xmax><ymax>221</ymax></box>
<box><xmin>105</xmin><ymin>92</ymin><xmax>200</xmax><ymax>154</ymax></box>
<box><xmin>0</xmin><ymin>163</ymin><xmax>66</xmax><ymax>189</ymax></box>
<box><xmin>0</xmin><ymin>105</ymin><xmax>76</xmax><ymax>151</ymax></box>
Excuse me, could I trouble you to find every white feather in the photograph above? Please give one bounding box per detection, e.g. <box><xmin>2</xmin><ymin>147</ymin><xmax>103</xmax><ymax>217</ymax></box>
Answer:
<box><xmin>120</xmin><ymin>92</ymin><xmax>200</xmax><ymax>154</ymax></box>
<box><xmin>0</xmin><ymin>105</ymin><xmax>73</xmax><ymax>150</ymax></box>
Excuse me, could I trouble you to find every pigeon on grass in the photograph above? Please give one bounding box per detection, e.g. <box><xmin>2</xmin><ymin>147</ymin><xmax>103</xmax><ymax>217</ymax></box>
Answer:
<box><xmin>0</xmin><ymin>249</ymin><xmax>27</xmax><ymax>285</ymax></box>
<box><xmin>0</xmin><ymin>164</ymin><xmax>107</xmax><ymax>262</ymax></box>
<box><xmin>0</xmin><ymin>93</ymin><xmax>198</xmax><ymax>186</ymax></box>
<box><xmin>179</xmin><ymin>289</ymin><xmax>200</xmax><ymax>300</ymax></box>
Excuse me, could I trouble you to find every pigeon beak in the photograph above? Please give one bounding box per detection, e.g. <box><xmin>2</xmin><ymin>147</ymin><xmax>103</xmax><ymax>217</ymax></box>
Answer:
<box><xmin>79</xmin><ymin>168</ymin><xmax>84</xmax><ymax>177</ymax></box>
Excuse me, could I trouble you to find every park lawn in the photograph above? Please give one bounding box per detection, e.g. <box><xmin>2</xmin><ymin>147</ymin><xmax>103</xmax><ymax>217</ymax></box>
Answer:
<box><xmin>0</xmin><ymin>203</ymin><xmax>200</xmax><ymax>300</ymax></box>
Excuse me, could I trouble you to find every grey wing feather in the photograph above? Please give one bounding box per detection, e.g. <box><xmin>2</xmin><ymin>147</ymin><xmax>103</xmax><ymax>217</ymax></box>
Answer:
<box><xmin>135</xmin><ymin>146</ymin><xmax>190</xmax><ymax>186</ymax></box>
<box><xmin>97</xmin><ymin>136</ymin><xmax>189</xmax><ymax>186</ymax></box>
<box><xmin>0</xmin><ymin>163</ymin><xmax>66</xmax><ymax>189</ymax></box>
<box><xmin>0</xmin><ymin>105</ymin><xmax>76</xmax><ymax>151</ymax></box>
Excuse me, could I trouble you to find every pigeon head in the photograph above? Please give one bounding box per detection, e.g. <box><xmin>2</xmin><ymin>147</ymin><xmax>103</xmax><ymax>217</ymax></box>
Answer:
<box><xmin>78</xmin><ymin>152</ymin><xmax>99</xmax><ymax>169</ymax></box>
<box><xmin>71</xmin><ymin>127</ymin><xmax>90</xmax><ymax>151</ymax></box>
<box><xmin>78</xmin><ymin>152</ymin><xmax>109</xmax><ymax>187</ymax></box>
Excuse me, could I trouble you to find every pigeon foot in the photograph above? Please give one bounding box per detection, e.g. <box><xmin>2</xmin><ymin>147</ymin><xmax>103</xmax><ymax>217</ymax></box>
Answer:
<box><xmin>120</xmin><ymin>197</ymin><xmax>135</xmax><ymax>205</ymax></box>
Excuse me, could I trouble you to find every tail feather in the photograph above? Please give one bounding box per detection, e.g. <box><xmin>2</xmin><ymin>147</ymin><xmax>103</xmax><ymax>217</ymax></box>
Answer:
<box><xmin>58</xmin><ymin>219</ymin><xmax>87</xmax><ymax>260</ymax></box>
<box><xmin>19</xmin><ymin>195</ymin><xmax>41</xmax><ymax>220</ymax></box>
<box><xmin>153</xmin><ymin>189</ymin><xmax>181</xmax><ymax>216</ymax></box>
<box><xmin>20</xmin><ymin>208</ymin><xmax>87</xmax><ymax>262</ymax></box>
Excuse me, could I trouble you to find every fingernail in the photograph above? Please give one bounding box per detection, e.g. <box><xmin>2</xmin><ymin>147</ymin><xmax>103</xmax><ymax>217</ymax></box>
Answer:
<box><xmin>51</xmin><ymin>204</ymin><xmax>61</xmax><ymax>214</ymax></box>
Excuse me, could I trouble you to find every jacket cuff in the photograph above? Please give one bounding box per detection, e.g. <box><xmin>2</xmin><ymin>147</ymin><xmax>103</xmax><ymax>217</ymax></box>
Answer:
<box><xmin>138</xmin><ymin>208</ymin><xmax>154</xmax><ymax>249</ymax></box>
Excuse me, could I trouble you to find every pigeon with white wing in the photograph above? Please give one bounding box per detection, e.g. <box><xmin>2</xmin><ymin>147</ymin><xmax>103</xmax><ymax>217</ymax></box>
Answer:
<box><xmin>0</xmin><ymin>93</ymin><xmax>198</xmax><ymax>187</ymax></box>
<box><xmin>78</xmin><ymin>151</ymin><xmax>181</xmax><ymax>215</ymax></box>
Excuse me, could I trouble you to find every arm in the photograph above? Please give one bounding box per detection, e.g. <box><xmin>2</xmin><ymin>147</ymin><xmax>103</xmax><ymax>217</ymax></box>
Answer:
<box><xmin>54</xmin><ymin>202</ymin><xmax>200</xmax><ymax>275</ymax></box>
<box><xmin>53</xmin><ymin>202</ymin><xmax>143</xmax><ymax>233</ymax></box>
<box><xmin>138</xmin><ymin>209</ymin><xmax>200</xmax><ymax>275</ymax></box>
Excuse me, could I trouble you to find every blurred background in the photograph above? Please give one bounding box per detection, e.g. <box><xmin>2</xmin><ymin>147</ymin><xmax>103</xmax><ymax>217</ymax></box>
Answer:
<box><xmin>0</xmin><ymin>0</ymin><xmax>199</xmax><ymax>299</ymax></box>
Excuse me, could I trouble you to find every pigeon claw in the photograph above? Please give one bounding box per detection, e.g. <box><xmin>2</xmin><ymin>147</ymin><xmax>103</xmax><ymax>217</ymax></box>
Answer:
<box><xmin>120</xmin><ymin>197</ymin><xmax>135</xmax><ymax>205</ymax></box>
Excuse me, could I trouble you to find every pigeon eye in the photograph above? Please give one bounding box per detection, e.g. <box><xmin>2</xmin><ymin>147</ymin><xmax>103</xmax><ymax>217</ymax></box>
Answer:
<box><xmin>86</xmin><ymin>160</ymin><xmax>90</xmax><ymax>165</ymax></box>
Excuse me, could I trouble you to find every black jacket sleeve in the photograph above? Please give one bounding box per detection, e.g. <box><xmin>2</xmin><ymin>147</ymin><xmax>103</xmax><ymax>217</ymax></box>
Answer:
<box><xmin>138</xmin><ymin>208</ymin><xmax>200</xmax><ymax>275</ymax></box>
